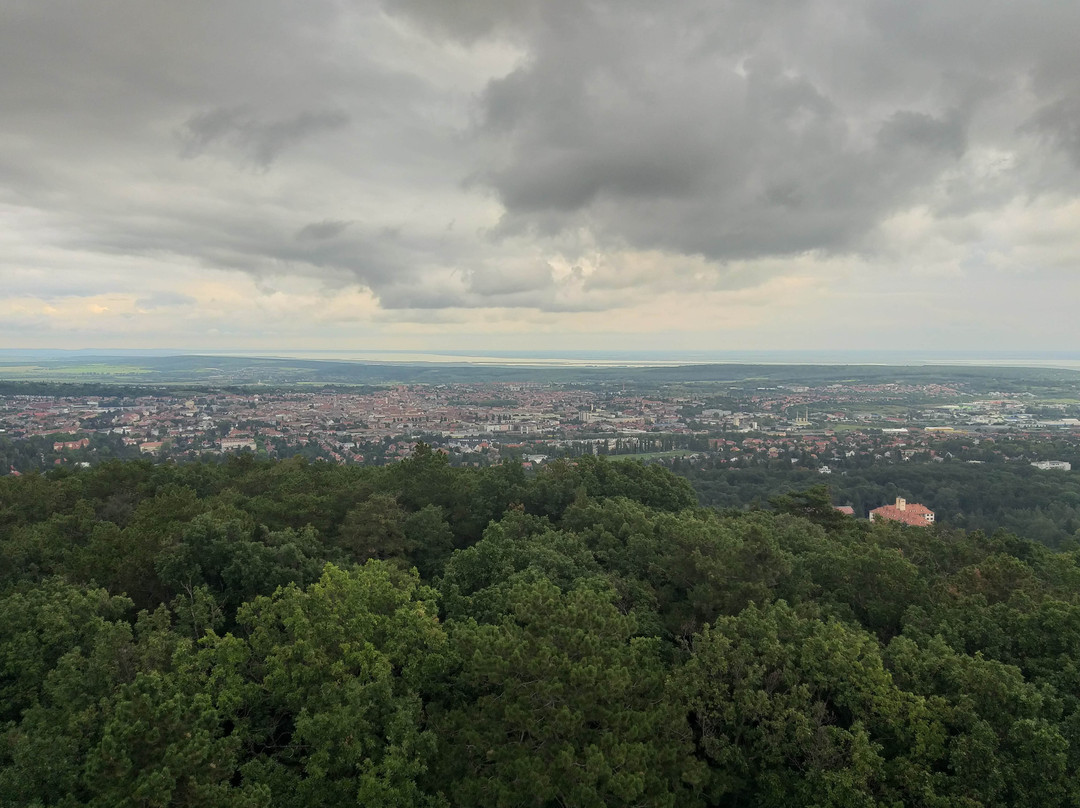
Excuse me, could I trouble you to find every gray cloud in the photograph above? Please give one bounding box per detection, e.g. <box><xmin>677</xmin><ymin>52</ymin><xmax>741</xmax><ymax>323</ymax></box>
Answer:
<box><xmin>380</xmin><ymin>0</ymin><xmax>531</xmax><ymax>44</ymax></box>
<box><xmin>392</xmin><ymin>0</ymin><xmax>1080</xmax><ymax>265</ymax></box>
<box><xmin>466</xmin><ymin>263</ymin><xmax>553</xmax><ymax>296</ymax></box>
<box><xmin>877</xmin><ymin>110</ymin><xmax>966</xmax><ymax>158</ymax></box>
<box><xmin>4</xmin><ymin>0</ymin><xmax>1080</xmax><ymax>345</ymax></box>
<box><xmin>179</xmin><ymin>106</ymin><xmax>350</xmax><ymax>168</ymax></box>
<box><xmin>1027</xmin><ymin>93</ymin><xmax>1080</xmax><ymax>168</ymax></box>
<box><xmin>458</xmin><ymin>4</ymin><xmax>972</xmax><ymax>260</ymax></box>
<box><xmin>135</xmin><ymin>292</ymin><xmax>197</xmax><ymax>309</ymax></box>
<box><xmin>296</xmin><ymin>220</ymin><xmax>354</xmax><ymax>241</ymax></box>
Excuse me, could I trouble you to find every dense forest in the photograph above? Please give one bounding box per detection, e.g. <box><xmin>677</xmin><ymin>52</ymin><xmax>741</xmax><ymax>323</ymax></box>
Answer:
<box><xmin>4</xmin><ymin>450</ymin><xmax>1080</xmax><ymax>806</ymax></box>
<box><xmin>680</xmin><ymin>462</ymin><xmax>1080</xmax><ymax>548</ymax></box>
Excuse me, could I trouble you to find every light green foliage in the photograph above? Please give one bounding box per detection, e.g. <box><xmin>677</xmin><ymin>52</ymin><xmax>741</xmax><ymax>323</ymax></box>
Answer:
<box><xmin>0</xmin><ymin>592</ymin><xmax>136</xmax><ymax>806</ymax></box>
<box><xmin>205</xmin><ymin>562</ymin><xmax>449</xmax><ymax>807</ymax></box>
<box><xmin>0</xmin><ymin>579</ymin><xmax>133</xmax><ymax>722</ymax></box>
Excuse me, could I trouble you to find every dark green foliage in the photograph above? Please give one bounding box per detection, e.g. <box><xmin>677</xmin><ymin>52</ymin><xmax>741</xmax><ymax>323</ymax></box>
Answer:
<box><xmin>684</xmin><ymin>463</ymin><xmax>1080</xmax><ymax>549</ymax></box>
<box><xmin>523</xmin><ymin>455</ymin><xmax>697</xmax><ymax>520</ymax></box>
<box><xmin>675</xmin><ymin>601</ymin><xmax>938</xmax><ymax>806</ymax></box>
<box><xmin>435</xmin><ymin>580</ymin><xmax>702</xmax><ymax>808</ymax></box>
<box><xmin>5</xmin><ymin>455</ymin><xmax>1080</xmax><ymax>805</ymax></box>
<box><xmin>438</xmin><ymin>509</ymin><xmax>605</xmax><ymax>623</ymax></box>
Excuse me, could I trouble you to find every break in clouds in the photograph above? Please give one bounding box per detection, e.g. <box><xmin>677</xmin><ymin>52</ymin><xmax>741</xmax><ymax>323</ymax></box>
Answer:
<box><xmin>2</xmin><ymin>0</ymin><xmax>1080</xmax><ymax>345</ymax></box>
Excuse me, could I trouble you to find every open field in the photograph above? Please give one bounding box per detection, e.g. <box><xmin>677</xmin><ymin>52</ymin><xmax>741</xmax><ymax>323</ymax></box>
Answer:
<box><xmin>0</xmin><ymin>363</ymin><xmax>153</xmax><ymax>380</ymax></box>
<box><xmin>1032</xmin><ymin>397</ymin><xmax>1080</xmax><ymax>405</ymax></box>
<box><xmin>2</xmin><ymin>352</ymin><xmax>1080</xmax><ymax>390</ymax></box>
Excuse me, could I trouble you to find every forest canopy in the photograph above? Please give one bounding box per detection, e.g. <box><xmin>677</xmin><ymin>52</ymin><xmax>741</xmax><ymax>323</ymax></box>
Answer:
<box><xmin>3</xmin><ymin>450</ymin><xmax>1080</xmax><ymax>806</ymax></box>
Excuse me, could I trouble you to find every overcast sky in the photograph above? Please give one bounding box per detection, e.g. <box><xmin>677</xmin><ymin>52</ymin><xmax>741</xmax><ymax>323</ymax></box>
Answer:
<box><xmin>2</xmin><ymin>0</ymin><xmax>1079</xmax><ymax>354</ymax></box>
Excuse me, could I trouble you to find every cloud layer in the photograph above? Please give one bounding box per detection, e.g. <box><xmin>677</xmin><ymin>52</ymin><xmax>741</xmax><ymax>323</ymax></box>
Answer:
<box><xmin>2</xmin><ymin>0</ymin><xmax>1079</xmax><ymax>350</ymax></box>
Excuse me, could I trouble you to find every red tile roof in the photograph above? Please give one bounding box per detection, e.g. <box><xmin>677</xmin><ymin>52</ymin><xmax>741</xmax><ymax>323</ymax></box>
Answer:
<box><xmin>870</xmin><ymin>498</ymin><xmax>934</xmax><ymax>526</ymax></box>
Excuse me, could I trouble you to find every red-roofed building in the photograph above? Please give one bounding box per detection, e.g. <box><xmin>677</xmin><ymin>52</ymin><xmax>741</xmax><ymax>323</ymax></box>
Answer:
<box><xmin>53</xmin><ymin>437</ymin><xmax>90</xmax><ymax>452</ymax></box>
<box><xmin>833</xmin><ymin>505</ymin><xmax>855</xmax><ymax>516</ymax></box>
<box><xmin>869</xmin><ymin>497</ymin><xmax>934</xmax><ymax>527</ymax></box>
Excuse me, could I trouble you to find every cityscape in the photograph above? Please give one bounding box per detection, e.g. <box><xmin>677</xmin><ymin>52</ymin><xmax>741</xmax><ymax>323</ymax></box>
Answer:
<box><xmin>6</xmin><ymin>377</ymin><xmax>1078</xmax><ymax>484</ymax></box>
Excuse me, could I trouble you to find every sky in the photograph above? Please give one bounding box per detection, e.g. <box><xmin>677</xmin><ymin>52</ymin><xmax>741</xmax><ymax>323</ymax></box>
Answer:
<box><xmin>2</xmin><ymin>0</ymin><xmax>1080</xmax><ymax>355</ymax></box>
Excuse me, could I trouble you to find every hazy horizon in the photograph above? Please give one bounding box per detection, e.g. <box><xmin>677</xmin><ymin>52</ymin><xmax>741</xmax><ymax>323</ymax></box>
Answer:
<box><xmin>6</xmin><ymin>347</ymin><xmax>1080</xmax><ymax>372</ymax></box>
